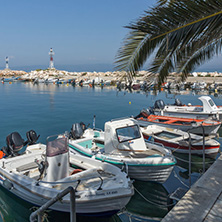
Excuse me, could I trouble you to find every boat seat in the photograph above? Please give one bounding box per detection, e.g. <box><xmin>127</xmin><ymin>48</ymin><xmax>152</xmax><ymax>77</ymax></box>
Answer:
<box><xmin>16</xmin><ymin>162</ymin><xmax>38</xmax><ymax>172</ymax></box>
<box><xmin>126</xmin><ymin>149</ymin><xmax>163</xmax><ymax>158</ymax></box>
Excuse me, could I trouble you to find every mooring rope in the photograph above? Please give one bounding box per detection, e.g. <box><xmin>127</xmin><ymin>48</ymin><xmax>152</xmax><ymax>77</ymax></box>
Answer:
<box><xmin>134</xmin><ymin>187</ymin><xmax>175</xmax><ymax>208</ymax></box>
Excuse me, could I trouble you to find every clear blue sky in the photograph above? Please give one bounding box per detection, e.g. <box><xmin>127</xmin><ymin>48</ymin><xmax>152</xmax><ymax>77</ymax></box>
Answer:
<box><xmin>0</xmin><ymin>0</ymin><xmax>221</xmax><ymax>72</ymax></box>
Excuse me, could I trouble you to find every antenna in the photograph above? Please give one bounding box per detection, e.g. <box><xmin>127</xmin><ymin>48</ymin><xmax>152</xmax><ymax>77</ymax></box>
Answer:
<box><xmin>93</xmin><ymin>115</ymin><xmax>96</xmax><ymax>129</ymax></box>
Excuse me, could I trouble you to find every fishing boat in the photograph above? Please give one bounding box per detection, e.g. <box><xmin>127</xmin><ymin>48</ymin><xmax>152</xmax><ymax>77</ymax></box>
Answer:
<box><xmin>141</xmin><ymin>125</ymin><xmax>220</xmax><ymax>158</ymax></box>
<box><xmin>0</xmin><ymin>130</ymin><xmax>134</xmax><ymax>217</ymax></box>
<box><xmin>152</xmin><ymin>96</ymin><xmax>222</xmax><ymax>121</ymax></box>
<box><xmin>68</xmin><ymin>118</ymin><xmax>176</xmax><ymax>183</ymax></box>
<box><xmin>135</xmin><ymin>111</ymin><xmax>221</xmax><ymax>135</ymax></box>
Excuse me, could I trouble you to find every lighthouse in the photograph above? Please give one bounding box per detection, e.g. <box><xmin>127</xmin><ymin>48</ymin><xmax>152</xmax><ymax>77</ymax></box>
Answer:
<box><xmin>5</xmin><ymin>57</ymin><xmax>9</xmax><ymax>70</ymax></box>
<box><xmin>49</xmin><ymin>48</ymin><xmax>55</xmax><ymax>69</ymax></box>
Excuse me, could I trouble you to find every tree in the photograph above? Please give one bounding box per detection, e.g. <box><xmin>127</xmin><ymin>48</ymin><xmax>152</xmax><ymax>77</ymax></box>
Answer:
<box><xmin>115</xmin><ymin>0</ymin><xmax>222</xmax><ymax>86</ymax></box>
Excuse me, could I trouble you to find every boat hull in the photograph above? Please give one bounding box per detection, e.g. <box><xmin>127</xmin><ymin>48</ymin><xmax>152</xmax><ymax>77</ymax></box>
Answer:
<box><xmin>136</xmin><ymin>119</ymin><xmax>221</xmax><ymax>135</ymax></box>
<box><xmin>154</xmin><ymin>110</ymin><xmax>221</xmax><ymax>121</ymax></box>
<box><xmin>143</xmin><ymin>134</ymin><xmax>219</xmax><ymax>158</ymax></box>
<box><xmin>0</xmin><ymin>143</ymin><xmax>134</xmax><ymax>217</ymax></box>
<box><xmin>69</xmin><ymin>143</ymin><xmax>175</xmax><ymax>183</ymax></box>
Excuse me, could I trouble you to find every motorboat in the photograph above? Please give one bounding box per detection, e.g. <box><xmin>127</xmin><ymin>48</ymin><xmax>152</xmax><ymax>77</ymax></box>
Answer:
<box><xmin>68</xmin><ymin>118</ymin><xmax>176</xmax><ymax>183</ymax></box>
<box><xmin>135</xmin><ymin>111</ymin><xmax>221</xmax><ymax>135</ymax></box>
<box><xmin>152</xmin><ymin>96</ymin><xmax>222</xmax><ymax>121</ymax></box>
<box><xmin>141</xmin><ymin>125</ymin><xmax>220</xmax><ymax>158</ymax></box>
<box><xmin>0</xmin><ymin>130</ymin><xmax>133</xmax><ymax>217</ymax></box>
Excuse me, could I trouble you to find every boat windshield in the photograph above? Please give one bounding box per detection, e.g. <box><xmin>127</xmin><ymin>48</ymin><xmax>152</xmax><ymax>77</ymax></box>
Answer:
<box><xmin>116</xmin><ymin>125</ymin><xmax>141</xmax><ymax>143</ymax></box>
<box><xmin>208</xmin><ymin>99</ymin><xmax>215</xmax><ymax>107</ymax></box>
<box><xmin>46</xmin><ymin>137</ymin><xmax>68</xmax><ymax>157</ymax></box>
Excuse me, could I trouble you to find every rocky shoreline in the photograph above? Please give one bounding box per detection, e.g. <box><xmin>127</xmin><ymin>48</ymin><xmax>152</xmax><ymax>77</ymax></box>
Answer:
<box><xmin>1</xmin><ymin>68</ymin><xmax>222</xmax><ymax>84</ymax></box>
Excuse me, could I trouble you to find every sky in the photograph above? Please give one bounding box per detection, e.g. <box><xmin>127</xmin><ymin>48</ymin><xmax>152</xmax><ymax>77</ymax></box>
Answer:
<box><xmin>0</xmin><ymin>0</ymin><xmax>221</xmax><ymax>72</ymax></box>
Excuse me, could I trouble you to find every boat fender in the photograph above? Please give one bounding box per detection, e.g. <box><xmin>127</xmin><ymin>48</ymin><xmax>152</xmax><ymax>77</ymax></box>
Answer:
<box><xmin>0</xmin><ymin>150</ymin><xmax>5</xmax><ymax>159</ymax></box>
<box><xmin>70</xmin><ymin>169</ymin><xmax>83</xmax><ymax>175</ymax></box>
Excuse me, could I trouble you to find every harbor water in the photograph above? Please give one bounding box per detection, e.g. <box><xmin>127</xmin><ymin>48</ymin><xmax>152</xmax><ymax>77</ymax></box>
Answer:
<box><xmin>0</xmin><ymin>82</ymin><xmax>221</xmax><ymax>222</ymax></box>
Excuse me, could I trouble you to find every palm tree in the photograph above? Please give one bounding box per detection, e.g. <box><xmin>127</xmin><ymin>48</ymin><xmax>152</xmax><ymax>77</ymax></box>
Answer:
<box><xmin>115</xmin><ymin>0</ymin><xmax>222</xmax><ymax>86</ymax></box>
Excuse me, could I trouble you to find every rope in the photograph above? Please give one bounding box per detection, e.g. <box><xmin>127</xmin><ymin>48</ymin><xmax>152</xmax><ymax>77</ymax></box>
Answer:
<box><xmin>134</xmin><ymin>187</ymin><xmax>175</xmax><ymax>208</ymax></box>
<box><xmin>173</xmin><ymin>170</ymin><xmax>189</xmax><ymax>188</ymax></box>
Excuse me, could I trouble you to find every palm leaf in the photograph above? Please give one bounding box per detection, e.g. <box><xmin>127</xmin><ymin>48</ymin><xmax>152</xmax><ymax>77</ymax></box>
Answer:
<box><xmin>115</xmin><ymin>0</ymin><xmax>222</xmax><ymax>85</ymax></box>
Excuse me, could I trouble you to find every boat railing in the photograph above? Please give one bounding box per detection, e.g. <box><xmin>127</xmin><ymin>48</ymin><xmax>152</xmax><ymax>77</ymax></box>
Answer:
<box><xmin>29</xmin><ymin>185</ymin><xmax>79</xmax><ymax>222</ymax></box>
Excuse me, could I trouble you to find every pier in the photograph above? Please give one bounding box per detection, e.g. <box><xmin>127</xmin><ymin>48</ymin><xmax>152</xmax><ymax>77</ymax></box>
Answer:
<box><xmin>162</xmin><ymin>154</ymin><xmax>222</xmax><ymax>222</ymax></box>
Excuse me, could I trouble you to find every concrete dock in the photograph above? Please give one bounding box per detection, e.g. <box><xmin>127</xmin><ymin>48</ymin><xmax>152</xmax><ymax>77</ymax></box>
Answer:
<box><xmin>162</xmin><ymin>154</ymin><xmax>222</xmax><ymax>222</ymax></box>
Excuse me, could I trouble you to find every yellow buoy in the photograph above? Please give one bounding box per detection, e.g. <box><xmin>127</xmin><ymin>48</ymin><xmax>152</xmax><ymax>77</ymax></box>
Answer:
<box><xmin>129</xmin><ymin>101</ymin><xmax>131</xmax><ymax>105</ymax></box>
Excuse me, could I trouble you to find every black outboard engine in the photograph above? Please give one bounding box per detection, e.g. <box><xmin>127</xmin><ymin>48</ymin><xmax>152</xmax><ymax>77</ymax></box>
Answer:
<box><xmin>70</xmin><ymin>123</ymin><xmax>84</xmax><ymax>139</ymax></box>
<box><xmin>3</xmin><ymin>132</ymin><xmax>24</xmax><ymax>156</ymax></box>
<box><xmin>140</xmin><ymin>109</ymin><xmax>150</xmax><ymax>118</ymax></box>
<box><xmin>174</xmin><ymin>98</ymin><xmax>183</xmax><ymax>106</ymax></box>
<box><xmin>26</xmin><ymin>130</ymin><xmax>40</xmax><ymax>145</ymax></box>
<box><xmin>154</xmin><ymin>99</ymin><xmax>165</xmax><ymax>110</ymax></box>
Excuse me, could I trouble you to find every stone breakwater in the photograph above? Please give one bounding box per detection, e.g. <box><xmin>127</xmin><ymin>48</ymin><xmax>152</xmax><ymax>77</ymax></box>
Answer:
<box><xmin>1</xmin><ymin>68</ymin><xmax>222</xmax><ymax>84</ymax></box>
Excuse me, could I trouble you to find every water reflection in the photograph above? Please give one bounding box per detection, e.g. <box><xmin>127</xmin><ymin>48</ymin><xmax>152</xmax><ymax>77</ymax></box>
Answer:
<box><xmin>125</xmin><ymin>180</ymin><xmax>169</xmax><ymax>220</ymax></box>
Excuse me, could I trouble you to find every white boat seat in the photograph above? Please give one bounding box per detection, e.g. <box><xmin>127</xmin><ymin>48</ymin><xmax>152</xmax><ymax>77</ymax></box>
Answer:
<box><xmin>16</xmin><ymin>162</ymin><xmax>38</xmax><ymax>172</ymax></box>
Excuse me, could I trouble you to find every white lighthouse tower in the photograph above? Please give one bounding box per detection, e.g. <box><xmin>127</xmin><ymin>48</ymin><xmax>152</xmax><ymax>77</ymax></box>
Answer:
<box><xmin>5</xmin><ymin>56</ymin><xmax>9</xmax><ymax>70</ymax></box>
<box><xmin>49</xmin><ymin>48</ymin><xmax>55</xmax><ymax>69</ymax></box>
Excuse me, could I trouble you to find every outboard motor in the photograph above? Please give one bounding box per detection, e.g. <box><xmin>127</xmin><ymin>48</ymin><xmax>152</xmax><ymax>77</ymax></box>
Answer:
<box><xmin>174</xmin><ymin>98</ymin><xmax>183</xmax><ymax>106</ymax></box>
<box><xmin>26</xmin><ymin>130</ymin><xmax>40</xmax><ymax>145</ymax></box>
<box><xmin>70</xmin><ymin>123</ymin><xmax>84</xmax><ymax>139</ymax></box>
<box><xmin>140</xmin><ymin>109</ymin><xmax>150</xmax><ymax>118</ymax></box>
<box><xmin>3</xmin><ymin>132</ymin><xmax>24</xmax><ymax>156</ymax></box>
<box><xmin>154</xmin><ymin>99</ymin><xmax>165</xmax><ymax>110</ymax></box>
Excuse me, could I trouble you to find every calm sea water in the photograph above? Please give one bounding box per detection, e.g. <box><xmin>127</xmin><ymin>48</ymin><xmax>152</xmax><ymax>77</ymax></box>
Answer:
<box><xmin>0</xmin><ymin>82</ymin><xmax>221</xmax><ymax>222</ymax></box>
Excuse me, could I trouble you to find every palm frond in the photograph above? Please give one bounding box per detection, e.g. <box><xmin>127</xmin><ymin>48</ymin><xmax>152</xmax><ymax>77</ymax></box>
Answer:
<box><xmin>115</xmin><ymin>0</ymin><xmax>222</xmax><ymax>85</ymax></box>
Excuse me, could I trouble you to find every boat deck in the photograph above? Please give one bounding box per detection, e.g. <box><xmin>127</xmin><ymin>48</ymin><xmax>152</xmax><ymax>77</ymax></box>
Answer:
<box><xmin>161</xmin><ymin>154</ymin><xmax>222</xmax><ymax>222</ymax></box>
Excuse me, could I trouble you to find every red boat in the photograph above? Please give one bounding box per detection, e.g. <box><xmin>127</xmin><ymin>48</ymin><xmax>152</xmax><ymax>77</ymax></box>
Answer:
<box><xmin>141</xmin><ymin>125</ymin><xmax>220</xmax><ymax>158</ymax></box>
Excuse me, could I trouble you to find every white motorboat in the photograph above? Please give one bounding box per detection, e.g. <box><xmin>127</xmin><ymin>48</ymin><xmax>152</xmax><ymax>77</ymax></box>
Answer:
<box><xmin>141</xmin><ymin>125</ymin><xmax>220</xmax><ymax>158</ymax></box>
<box><xmin>0</xmin><ymin>131</ymin><xmax>133</xmax><ymax>217</ymax></box>
<box><xmin>68</xmin><ymin>118</ymin><xmax>176</xmax><ymax>183</ymax></box>
<box><xmin>152</xmin><ymin>96</ymin><xmax>222</xmax><ymax>121</ymax></box>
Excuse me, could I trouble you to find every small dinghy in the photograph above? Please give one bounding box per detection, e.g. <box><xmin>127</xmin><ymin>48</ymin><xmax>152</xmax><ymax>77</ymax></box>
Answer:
<box><xmin>141</xmin><ymin>125</ymin><xmax>220</xmax><ymax>158</ymax></box>
<box><xmin>135</xmin><ymin>110</ymin><xmax>221</xmax><ymax>135</ymax></box>
<box><xmin>0</xmin><ymin>130</ymin><xmax>133</xmax><ymax>216</ymax></box>
<box><xmin>68</xmin><ymin>118</ymin><xmax>176</xmax><ymax>183</ymax></box>
<box><xmin>152</xmin><ymin>96</ymin><xmax>222</xmax><ymax>121</ymax></box>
